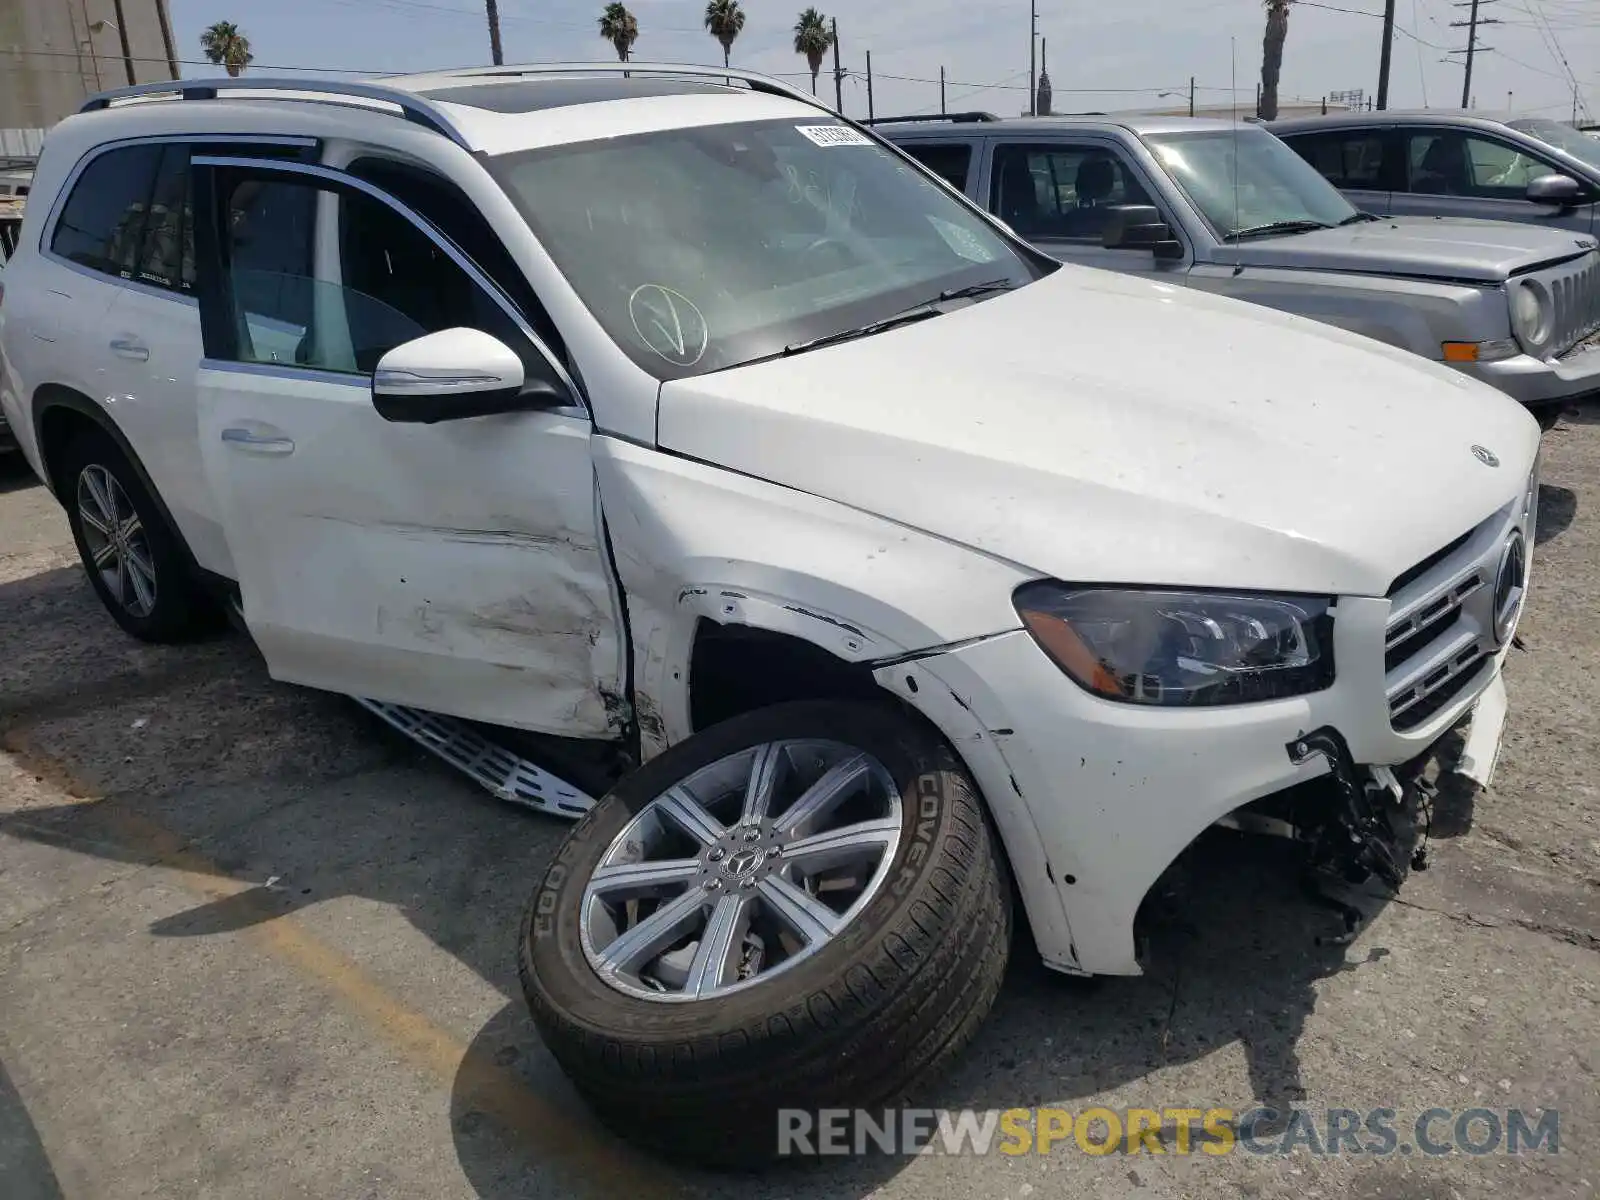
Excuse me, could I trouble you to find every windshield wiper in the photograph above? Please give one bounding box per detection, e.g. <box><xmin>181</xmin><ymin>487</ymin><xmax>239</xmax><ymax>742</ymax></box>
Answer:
<box><xmin>936</xmin><ymin>278</ymin><xmax>1016</xmax><ymax>302</ymax></box>
<box><xmin>1339</xmin><ymin>211</ymin><xmax>1381</xmax><ymax>225</ymax></box>
<box><xmin>778</xmin><ymin>305</ymin><xmax>947</xmax><ymax>357</ymax></box>
<box><xmin>777</xmin><ymin>280</ymin><xmax>1015</xmax><ymax>359</ymax></box>
<box><xmin>1224</xmin><ymin>219</ymin><xmax>1335</xmax><ymax>241</ymax></box>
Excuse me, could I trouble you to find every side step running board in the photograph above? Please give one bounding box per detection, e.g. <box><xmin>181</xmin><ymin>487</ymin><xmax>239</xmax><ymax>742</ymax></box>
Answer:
<box><xmin>353</xmin><ymin>697</ymin><xmax>595</xmax><ymax>820</ymax></box>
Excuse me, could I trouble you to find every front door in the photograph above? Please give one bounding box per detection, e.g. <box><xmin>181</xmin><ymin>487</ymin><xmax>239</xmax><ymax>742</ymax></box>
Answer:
<box><xmin>191</xmin><ymin>155</ymin><xmax>626</xmax><ymax>738</ymax></box>
<box><xmin>985</xmin><ymin>139</ymin><xmax>1188</xmax><ymax>278</ymax></box>
<box><xmin>1386</xmin><ymin>127</ymin><xmax>1598</xmax><ymax>234</ymax></box>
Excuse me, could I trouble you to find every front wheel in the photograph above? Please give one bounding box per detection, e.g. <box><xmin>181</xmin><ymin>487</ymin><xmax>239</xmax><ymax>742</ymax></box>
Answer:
<box><xmin>519</xmin><ymin>700</ymin><xmax>1011</xmax><ymax>1168</ymax></box>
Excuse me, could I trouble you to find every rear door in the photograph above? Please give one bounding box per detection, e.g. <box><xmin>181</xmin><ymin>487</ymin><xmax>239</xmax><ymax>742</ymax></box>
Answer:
<box><xmin>95</xmin><ymin>142</ymin><xmax>227</xmax><ymax>575</ymax></box>
<box><xmin>985</xmin><ymin>137</ymin><xmax>1189</xmax><ymax>277</ymax></box>
<box><xmin>1278</xmin><ymin>125</ymin><xmax>1397</xmax><ymax>215</ymax></box>
<box><xmin>892</xmin><ymin>140</ymin><xmax>980</xmax><ymax>201</ymax></box>
<box><xmin>191</xmin><ymin>154</ymin><xmax>627</xmax><ymax>737</ymax></box>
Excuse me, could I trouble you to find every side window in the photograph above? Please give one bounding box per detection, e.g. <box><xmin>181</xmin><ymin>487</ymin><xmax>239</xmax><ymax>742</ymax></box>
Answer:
<box><xmin>342</xmin><ymin>157</ymin><xmax>567</xmax><ymax>362</ymax></box>
<box><xmin>217</xmin><ymin>174</ymin><xmax>536</xmax><ymax>376</ymax></box>
<box><xmin>1405</xmin><ymin>131</ymin><xmax>1554</xmax><ymax>198</ymax></box>
<box><xmin>988</xmin><ymin>142</ymin><xmax>1154</xmax><ymax>241</ymax></box>
<box><xmin>50</xmin><ymin>144</ymin><xmax>163</xmax><ymax>280</ymax></box>
<box><xmin>1284</xmin><ymin>130</ymin><xmax>1387</xmax><ymax>189</ymax></box>
<box><xmin>136</xmin><ymin>144</ymin><xmax>195</xmax><ymax>293</ymax></box>
<box><xmin>899</xmin><ymin>143</ymin><xmax>973</xmax><ymax>192</ymax></box>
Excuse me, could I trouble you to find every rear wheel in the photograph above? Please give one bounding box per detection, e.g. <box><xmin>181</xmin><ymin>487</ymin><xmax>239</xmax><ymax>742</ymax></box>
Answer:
<box><xmin>61</xmin><ymin>428</ymin><xmax>218</xmax><ymax>642</ymax></box>
<box><xmin>519</xmin><ymin>700</ymin><xmax>1011</xmax><ymax>1168</ymax></box>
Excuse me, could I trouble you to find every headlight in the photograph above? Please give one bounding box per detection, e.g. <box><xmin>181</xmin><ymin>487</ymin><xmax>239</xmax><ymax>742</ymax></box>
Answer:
<box><xmin>1014</xmin><ymin>583</ymin><xmax>1335</xmax><ymax>706</ymax></box>
<box><xmin>1510</xmin><ymin>280</ymin><xmax>1554</xmax><ymax>354</ymax></box>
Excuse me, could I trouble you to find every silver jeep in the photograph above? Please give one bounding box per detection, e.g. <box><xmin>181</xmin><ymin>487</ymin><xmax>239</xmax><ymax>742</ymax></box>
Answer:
<box><xmin>878</xmin><ymin>113</ymin><xmax>1600</xmax><ymax>428</ymax></box>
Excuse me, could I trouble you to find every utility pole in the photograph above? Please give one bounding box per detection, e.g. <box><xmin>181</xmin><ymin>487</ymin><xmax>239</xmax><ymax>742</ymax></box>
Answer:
<box><xmin>1450</xmin><ymin>0</ymin><xmax>1498</xmax><ymax>111</ymax></box>
<box><xmin>109</xmin><ymin>0</ymin><xmax>136</xmax><ymax>84</ymax></box>
<box><xmin>831</xmin><ymin>18</ymin><xmax>843</xmax><ymax>114</ymax></box>
<box><xmin>1189</xmin><ymin>75</ymin><xmax>1195</xmax><ymax>117</ymax></box>
<box><xmin>485</xmin><ymin>0</ymin><xmax>504</xmax><ymax>65</ymax></box>
<box><xmin>153</xmin><ymin>0</ymin><xmax>180</xmax><ymax>79</ymax></box>
<box><xmin>1028</xmin><ymin>0</ymin><xmax>1038</xmax><ymax>117</ymax></box>
<box><xmin>1376</xmin><ymin>0</ymin><xmax>1396</xmax><ymax>109</ymax></box>
<box><xmin>940</xmin><ymin>66</ymin><xmax>946</xmax><ymax>114</ymax></box>
<box><xmin>865</xmin><ymin>50</ymin><xmax>874</xmax><ymax>121</ymax></box>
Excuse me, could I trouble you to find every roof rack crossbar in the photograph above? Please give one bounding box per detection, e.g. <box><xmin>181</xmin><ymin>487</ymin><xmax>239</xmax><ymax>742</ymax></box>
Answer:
<box><xmin>860</xmin><ymin>111</ymin><xmax>999</xmax><ymax>126</ymax></box>
<box><xmin>78</xmin><ymin>77</ymin><xmax>475</xmax><ymax>151</ymax></box>
<box><xmin>410</xmin><ymin>61</ymin><xmax>828</xmax><ymax>111</ymax></box>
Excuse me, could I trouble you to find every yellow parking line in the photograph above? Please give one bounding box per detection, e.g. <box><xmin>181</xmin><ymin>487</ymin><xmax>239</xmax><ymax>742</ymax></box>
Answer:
<box><xmin>2</xmin><ymin>733</ymin><xmax>675</xmax><ymax>1199</ymax></box>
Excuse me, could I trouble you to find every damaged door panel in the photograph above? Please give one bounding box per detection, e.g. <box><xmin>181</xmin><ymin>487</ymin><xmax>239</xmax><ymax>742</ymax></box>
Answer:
<box><xmin>200</xmin><ymin>364</ymin><xmax>626</xmax><ymax>737</ymax></box>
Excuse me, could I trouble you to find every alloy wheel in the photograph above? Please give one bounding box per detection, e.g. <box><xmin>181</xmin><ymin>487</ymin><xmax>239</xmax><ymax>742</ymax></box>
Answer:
<box><xmin>579</xmin><ymin>739</ymin><xmax>904</xmax><ymax>1002</ymax></box>
<box><xmin>76</xmin><ymin>464</ymin><xmax>157</xmax><ymax>618</ymax></box>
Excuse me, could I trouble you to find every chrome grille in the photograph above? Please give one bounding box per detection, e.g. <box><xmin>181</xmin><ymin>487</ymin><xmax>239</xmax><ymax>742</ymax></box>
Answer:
<box><xmin>1383</xmin><ymin>498</ymin><xmax>1528</xmax><ymax>731</ymax></box>
<box><xmin>1549</xmin><ymin>251</ymin><xmax>1600</xmax><ymax>357</ymax></box>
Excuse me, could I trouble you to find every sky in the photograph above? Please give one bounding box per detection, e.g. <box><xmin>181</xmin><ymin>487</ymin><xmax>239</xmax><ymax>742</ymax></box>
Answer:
<box><xmin>165</xmin><ymin>0</ymin><xmax>1597</xmax><ymax>124</ymax></box>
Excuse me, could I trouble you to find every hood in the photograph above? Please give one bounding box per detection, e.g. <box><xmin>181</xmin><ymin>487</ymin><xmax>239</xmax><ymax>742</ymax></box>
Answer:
<box><xmin>1219</xmin><ymin>216</ymin><xmax>1598</xmax><ymax>283</ymax></box>
<box><xmin>657</xmin><ymin>265</ymin><xmax>1541</xmax><ymax>598</ymax></box>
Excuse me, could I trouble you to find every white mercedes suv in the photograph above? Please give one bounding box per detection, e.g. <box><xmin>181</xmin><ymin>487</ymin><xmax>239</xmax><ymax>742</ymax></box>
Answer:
<box><xmin>0</xmin><ymin>64</ymin><xmax>1540</xmax><ymax>1166</ymax></box>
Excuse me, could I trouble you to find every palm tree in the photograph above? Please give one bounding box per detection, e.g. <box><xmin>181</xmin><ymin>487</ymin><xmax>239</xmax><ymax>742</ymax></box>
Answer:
<box><xmin>793</xmin><ymin>8</ymin><xmax>833</xmax><ymax>96</ymax></box>
<box><xmin>704</xmin><ymin>0</ymin><xmax>745</xmax><ymax>69</ymax></box>
<box><xmin>199</xmin><ymin>20</ymin><xmax>253</xmax><ymax>77</ymax></box>
<box><xmin>598</xmin><ymin>3</ymin><xmax>639</xmax><ymax>63</ymax></box>
<box><xmin>1258</xmin><ymin>0</ymin><xmax>1292</xmax><ymax>121</ymax></box>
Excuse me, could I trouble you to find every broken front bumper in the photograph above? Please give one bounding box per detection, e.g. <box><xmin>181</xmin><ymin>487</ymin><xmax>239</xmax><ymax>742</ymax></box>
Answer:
<box><xmin>882</xmin><ymin>604</ymin><xmax>1513</xmax><ymax>979</ymax></box>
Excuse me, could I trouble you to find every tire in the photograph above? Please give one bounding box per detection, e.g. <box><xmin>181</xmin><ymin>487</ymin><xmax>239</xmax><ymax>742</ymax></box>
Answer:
<box><xmin>60</xmin><ymin>427</ymin><xmax>219</xmax><ymax>643</ymax></box>
<box><xmin>519</xmin><ymin>700</ymin><xmax>1011</xmax><ymax>1169</ymax></box>
<box><xmin>1534</xmin><ymin>407</ymin><xmax>1563</xmax><ymax>433</ymax></box>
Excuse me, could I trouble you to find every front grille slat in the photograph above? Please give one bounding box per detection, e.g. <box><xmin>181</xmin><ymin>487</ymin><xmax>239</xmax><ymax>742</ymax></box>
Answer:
<box><xmin>1546</xmin><ymin>253</ymin><xmax>1600</xmax><ymax>357</ymax></box>
<box><xmin>1382</xmin><ymin>504</ymin><xmax>1522</xmax><ymax>730</ymax></box>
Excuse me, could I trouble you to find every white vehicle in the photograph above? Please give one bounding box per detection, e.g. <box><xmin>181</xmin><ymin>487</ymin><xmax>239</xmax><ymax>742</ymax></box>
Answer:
<box><xmin>0</xmin><ymin>65</ymin><xmax>1539</xmax><ymax>1165</ymax></box>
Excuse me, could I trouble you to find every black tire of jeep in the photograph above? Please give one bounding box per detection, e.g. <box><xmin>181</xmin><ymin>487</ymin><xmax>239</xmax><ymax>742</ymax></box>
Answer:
<box><xmin>60</xmin><ymin>428</ymin><xmax>218</xmax><ymax>643</ymax></box>
<box><xmin>519</xmin><ymin>700</ymin><xmax>1012</xmax><ymax>1169</ymax></box>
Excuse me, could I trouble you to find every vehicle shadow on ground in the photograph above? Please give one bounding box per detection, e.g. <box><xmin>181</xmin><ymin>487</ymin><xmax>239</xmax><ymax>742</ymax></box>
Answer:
<box><xmin>0</xmin><ymin>561</ymin><xmax>1411</xmax><ymax>1200</ymax></box>
<box><xmin>0</xmin><ymin>1059</ymin><xmax>66</xmax><ymax>1200</ymax></box>
<box><xmin>0</xmin><ymin>457</ymin><xmax>42</xmax><ymax>495</ymax></box>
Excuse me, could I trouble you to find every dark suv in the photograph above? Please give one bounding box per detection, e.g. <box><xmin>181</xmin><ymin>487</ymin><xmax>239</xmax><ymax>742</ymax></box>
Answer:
<box><xmin>1271</xmin><ymin>111</ymin><xmax>1600</xmax><ymax>236</ymax></box>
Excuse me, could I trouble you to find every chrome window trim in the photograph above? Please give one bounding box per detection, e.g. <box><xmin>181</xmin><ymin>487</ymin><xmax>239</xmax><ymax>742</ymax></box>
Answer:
<box><xmin>201</xmin><ymin>357</ymin><xmax>374</xmax><ymax>389</ymax></box>
<box><xmin>193</xmin><ymin>153</ymin><xmax>588</xmax><ymax>419</ymax></box>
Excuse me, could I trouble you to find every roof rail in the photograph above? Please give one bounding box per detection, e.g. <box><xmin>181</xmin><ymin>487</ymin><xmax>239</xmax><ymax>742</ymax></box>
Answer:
<box><xmin>78</xmin><ymin>77</ymin><xmax>475</xmax><ymax>151</ymax></box>
<box><xmin>400</xmin><ymin>61</ymin><xmax>828</xmax><ymax>112</ymax></box>
<box><xmin>860</xmin><ymin>112</ymin><xmax>999</xmax><ymax>127</ymax></box>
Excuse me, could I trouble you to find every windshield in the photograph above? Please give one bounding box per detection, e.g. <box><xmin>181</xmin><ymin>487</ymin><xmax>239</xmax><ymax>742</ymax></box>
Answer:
<box><xmin>1508</xmin><ymin>118</ymin><xmax>1600</xmax><ymax>175</ymax></box>
<box><xmin>1142</xmin><ymin>125</ymin><xmax>1358</xmax><ymax>240</ymax></box>
<box><xmin>488</xmin><ymin>119</ymin><xmax>1045</xmax><ymax>380</ymax></box>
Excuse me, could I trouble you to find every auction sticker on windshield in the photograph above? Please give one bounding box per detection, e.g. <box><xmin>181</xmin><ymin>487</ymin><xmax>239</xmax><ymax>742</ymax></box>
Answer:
<box><xmin>797</xmin><ymin>125</ymin><xmax>873</xmax><ymax>147</ymax></box>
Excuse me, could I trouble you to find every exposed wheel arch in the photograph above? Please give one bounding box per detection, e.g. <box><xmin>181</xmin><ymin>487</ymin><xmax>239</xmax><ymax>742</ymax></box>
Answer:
<box><xmin>687</xmin><ymin>619</ymin><xmax>887</xmax><ymax>733</ymax></box>
<box><xmin>681</xmin><ymin>619</ymin><xmax>1044</xmax><ymax>960</ymax></box>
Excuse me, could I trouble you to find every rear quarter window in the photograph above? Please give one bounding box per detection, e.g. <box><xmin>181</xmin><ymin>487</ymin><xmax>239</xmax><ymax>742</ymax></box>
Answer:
<box><xmin>49</xmin><ymin>144</ymin><xmax>165</xmax><ymax>280</ymax></box>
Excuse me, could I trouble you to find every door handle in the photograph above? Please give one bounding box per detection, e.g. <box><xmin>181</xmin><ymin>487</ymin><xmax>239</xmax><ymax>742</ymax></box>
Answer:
<box><xmin>109</xmin><ymin>338</ymin><xmax>150</xmax><ymax>362</ymax></box>
<box><xmin>220</xmin><ymin>426</ymin><xmax>295</xmax><ymax>455</ymax></box>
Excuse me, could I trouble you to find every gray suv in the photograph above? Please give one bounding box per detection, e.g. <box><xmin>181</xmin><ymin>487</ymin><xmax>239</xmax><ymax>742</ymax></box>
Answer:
<box><xmin>876</xmin><ymin>112</ymin><xmax>1600</xmax><ymax>426</ymax></box>
<box><xmin>1271</xmin><ymin>111</ymin><xmax>1600</xmax><ymax>236</ymax></box>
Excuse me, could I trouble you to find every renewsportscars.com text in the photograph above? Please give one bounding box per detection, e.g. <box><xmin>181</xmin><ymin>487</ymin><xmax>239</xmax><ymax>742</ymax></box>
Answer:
<box><xmin>777</xmin><ymin>1106</ymin><xmax>1561</xmax><ymax>1158</ymax></box>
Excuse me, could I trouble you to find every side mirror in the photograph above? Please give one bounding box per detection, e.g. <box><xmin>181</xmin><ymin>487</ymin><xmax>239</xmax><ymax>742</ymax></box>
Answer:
<box><xmin>1102</xmin><ymin>204</ymin><xmax>1185</xmax><ymax>261</ymax></box>
<box><xmin>372</xmin><ymin>328</ymin><xmax>567</xmax><ymax>424</ymax></box>
<box><xmin>1526</xmin><ymin>173</ymin><xmax>1582</xmax><ymax>208</ymax></box>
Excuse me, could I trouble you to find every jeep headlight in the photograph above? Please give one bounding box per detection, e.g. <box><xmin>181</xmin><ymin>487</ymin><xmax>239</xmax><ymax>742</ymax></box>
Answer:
<box><xmin>1510</xmin><ymin>279</ymin><xmax>1554</xmax><ymax>355</ymax></box>
<box><xmin>1014</xmin><ymin>583</ymin><xmax>1335</xmax><ymax>706</ymax></box>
